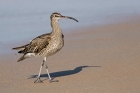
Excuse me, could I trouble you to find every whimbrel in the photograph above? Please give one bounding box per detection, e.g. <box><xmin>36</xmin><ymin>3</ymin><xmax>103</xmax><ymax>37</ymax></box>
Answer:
<box><xmin>12</xmin><ymin>12</ymin><xmax>78</xmax><ymax>83</ymax></box>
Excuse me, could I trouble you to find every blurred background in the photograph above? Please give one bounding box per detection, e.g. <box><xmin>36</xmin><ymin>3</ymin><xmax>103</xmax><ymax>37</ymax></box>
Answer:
<box><xmin>0</xmin><ymin>0</ymin><xmax>140</xmax><ymax>43</ymax></box>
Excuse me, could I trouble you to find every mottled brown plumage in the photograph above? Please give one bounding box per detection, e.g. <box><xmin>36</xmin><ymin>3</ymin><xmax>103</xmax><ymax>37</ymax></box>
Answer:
<box><xmin>13</xmin><ymin>12</ymin><xmax>78</xmax><ymax>83</ymax></box>
<box><xmin>18</xmin><ymin>33</ymin><xmax>51</xmax><ymax>55</ymax></box>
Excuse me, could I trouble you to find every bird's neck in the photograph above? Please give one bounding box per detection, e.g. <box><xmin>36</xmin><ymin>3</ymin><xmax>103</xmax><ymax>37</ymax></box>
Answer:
<box><xmin>51</xmin><ymin>20</ymin><xmax>62</xmax><ymax>35</ymax></box>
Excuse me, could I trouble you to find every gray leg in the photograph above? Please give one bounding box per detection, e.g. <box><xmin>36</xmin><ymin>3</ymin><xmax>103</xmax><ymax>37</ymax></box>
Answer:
<box><xmin>34</xmin><ymin>60</ymin><xmax>45</xmax><ymax>83</ymax></box>
<box><xmin>44</xmin><ymin>57</ymin><xmax>59</xmax><ymax>82</ymax></box>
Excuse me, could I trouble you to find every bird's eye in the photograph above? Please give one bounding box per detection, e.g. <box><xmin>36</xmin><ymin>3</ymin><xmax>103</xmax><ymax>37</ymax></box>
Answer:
<box><xmin>55</xmin><ymin>15</ymin><xmax>59</xmax><ymax>17</ymax></box>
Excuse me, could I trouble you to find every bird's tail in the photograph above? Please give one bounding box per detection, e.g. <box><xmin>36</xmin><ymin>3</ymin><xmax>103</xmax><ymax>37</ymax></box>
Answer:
<box><xmin>17</xmin><ymin>55</ymin><xmax>26</xmax><ymax>62</ymax></box>
<box><xmin>17</xmin><ymin>53</ymin><xmax>35</xmax><ymax>62</ymax></box>
<box><xmin>12</xmin><ymin>44</ymin><xmax>28</xmax><ymax>50</ymax></box>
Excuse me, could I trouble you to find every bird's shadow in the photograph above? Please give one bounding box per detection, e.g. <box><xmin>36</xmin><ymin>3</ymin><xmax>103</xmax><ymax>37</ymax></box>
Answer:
<box><xmin>28</xmin><ymin>65</ymin><xmax>101</xmax><ymax>80</ymax></box>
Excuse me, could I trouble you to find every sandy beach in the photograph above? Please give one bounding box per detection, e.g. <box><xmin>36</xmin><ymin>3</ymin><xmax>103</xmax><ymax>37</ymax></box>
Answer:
<box><xmin>0</xmin><ymin>17</ymin><xmax>140</xmax><ymax>93</ymax></box>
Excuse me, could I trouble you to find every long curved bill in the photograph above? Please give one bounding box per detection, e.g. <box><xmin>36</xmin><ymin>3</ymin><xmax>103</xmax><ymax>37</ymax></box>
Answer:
<box><xmin>62</xmin><ymin>16</ymin><xmax>78</xmax><ymax>22</ymax></box>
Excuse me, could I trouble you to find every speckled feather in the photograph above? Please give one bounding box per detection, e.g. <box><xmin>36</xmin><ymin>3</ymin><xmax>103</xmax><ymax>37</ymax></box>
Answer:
<box><xmin>13</xmin><ymin>12</ymin><xmax>77</xmax><ymax>62</ymax></box>
<box><xmin>19</xmin><ymin>33</ymin><xmax>51</xmax><ymax>54</ymax></box>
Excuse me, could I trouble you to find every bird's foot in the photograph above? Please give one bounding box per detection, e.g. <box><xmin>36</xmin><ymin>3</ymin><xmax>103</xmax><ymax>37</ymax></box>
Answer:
<box><xmin>49</xmin><ymin>78</ymin><xmax>59</xmax><ymax>83</ymax></box>
<box><xmin>34</xmin><ymin>77</ymin><xmax>43</xmax><ymax>83</ymax></box>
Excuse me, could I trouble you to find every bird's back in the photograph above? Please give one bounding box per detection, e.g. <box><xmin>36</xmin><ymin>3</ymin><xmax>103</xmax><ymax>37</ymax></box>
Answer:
<box><xmin>37</xmin><ymin>33</ymin><xmax>64</xmax><ymax>57</ymax></box>
<box><xmin>13</xmin><ymin>33</ymin><xmax>51</xmax><ymax>54</ymax></box>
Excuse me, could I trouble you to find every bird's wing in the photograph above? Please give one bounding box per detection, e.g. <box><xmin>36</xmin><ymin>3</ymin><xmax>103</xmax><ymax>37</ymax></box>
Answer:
<box><xmin>19</xmin><ymin>33</ymin><xmax>51</xmax><ymax>54</ymax></box>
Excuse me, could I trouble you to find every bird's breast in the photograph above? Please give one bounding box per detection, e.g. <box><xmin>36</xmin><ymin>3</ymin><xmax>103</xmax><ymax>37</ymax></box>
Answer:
<box><xmin>51</xmin><ymin>37</ymin><xmax>64</xmax><ymax>49</ymax></box>
<box><xmin>46</xmin><ymin>36</ymin><xmax>64</xmax><ymax>56</ymax></box>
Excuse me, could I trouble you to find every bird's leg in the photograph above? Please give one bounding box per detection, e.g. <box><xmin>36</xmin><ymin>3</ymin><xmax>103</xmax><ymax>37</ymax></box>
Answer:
<box><xmin>44</xmin><ymin>57</ymin><xmax>59</xmax><ymax>82</ymax></box>
<box><xmin>34</xmin><ymin>60</ymin><xmax>45</xmax><ymax>83</ymax></box>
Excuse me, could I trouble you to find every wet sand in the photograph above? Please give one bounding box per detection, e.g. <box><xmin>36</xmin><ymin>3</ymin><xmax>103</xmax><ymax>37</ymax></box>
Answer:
<box><xmin>0</xmin><ymin>18</ymin><xmax>140</xmax><ymax>93</ymax></box>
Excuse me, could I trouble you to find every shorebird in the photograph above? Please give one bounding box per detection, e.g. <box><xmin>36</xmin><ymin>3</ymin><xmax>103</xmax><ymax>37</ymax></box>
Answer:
<box><xmin>12</xmin><ymin>12</ymin><xmax>78</xmax><ymax>83</ymax></box>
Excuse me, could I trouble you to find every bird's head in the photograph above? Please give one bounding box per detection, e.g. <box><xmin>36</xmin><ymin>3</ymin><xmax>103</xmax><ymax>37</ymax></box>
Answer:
<box><xmin>50</xmin><ymin>12</ymin><xmax>78</xmax><ymax>22</ymax></box>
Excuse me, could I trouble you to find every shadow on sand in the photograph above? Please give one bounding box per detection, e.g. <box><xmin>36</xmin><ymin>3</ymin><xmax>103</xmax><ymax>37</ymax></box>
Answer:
<box><xmin>28</xmin><ymin>65</ymin><xmax>101</xmax><ymax>80</ymax></box>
